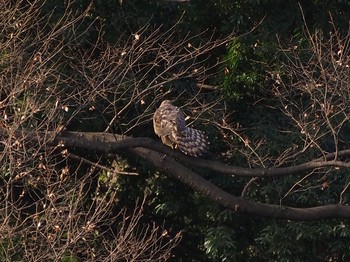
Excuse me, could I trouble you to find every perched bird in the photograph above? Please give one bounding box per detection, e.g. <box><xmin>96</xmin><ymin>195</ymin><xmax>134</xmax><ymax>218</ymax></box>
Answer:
<box><xmin>153</xmin><ymin>100</ymin><xmax>208</xmax><ymax>156</ymax></box>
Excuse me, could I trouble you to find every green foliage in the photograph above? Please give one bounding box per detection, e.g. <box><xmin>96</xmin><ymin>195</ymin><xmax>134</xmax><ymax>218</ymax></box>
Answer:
<box><xmin>222</xmin><ymin>38</ymin><xmax>273</xmax><ymax>102</ymax></box>
<box><xmin>61</xmin><ymin>253</ymin><xmax>78</xmax><ymax>262</ymax></box>
<box><xmin>256</xmin><ymin>220</ymin><xmax>350</xmax><ymax>261</ymax></box>
<box><xmin>204</xmin><ymin>226</ymin><xmax>237</xmax><ymax>261</ymax></box>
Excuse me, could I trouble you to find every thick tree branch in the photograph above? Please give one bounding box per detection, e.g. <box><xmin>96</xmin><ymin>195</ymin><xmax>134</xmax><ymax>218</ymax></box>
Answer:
<box><xmin>131</xmin><ymin>147</ymin><xmax>350</xmax><ymax>220</ymax></box>
<box><xmin>53</xmin><ymin>131</ymin><xmax>350</xmax><ymax>177</ymax></box>
<box><xmin>3</xmin><ymin>129</ymin><xmax>350</xmax><ymax>220</ymax></box>
<box><xmin>7</xmin><ymin>130</ymin><xmax>350</xmax><ymax>177</ymax></box>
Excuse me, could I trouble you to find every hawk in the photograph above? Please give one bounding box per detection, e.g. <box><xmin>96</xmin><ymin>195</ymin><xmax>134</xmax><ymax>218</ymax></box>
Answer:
<box><xmin>153</xmin><ymin>100</ymin><xmax>208</xmax><ymax>156</ymax></box>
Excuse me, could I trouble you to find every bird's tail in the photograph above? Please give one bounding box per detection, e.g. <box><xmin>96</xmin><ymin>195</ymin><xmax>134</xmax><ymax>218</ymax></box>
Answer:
<box><xmin>176</xmin><ymin>127</ymin><xmax>208</xmax><ymax>156</ymax></box>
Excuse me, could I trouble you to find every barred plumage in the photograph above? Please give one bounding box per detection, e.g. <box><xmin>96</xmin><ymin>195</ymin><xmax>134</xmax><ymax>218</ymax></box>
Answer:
<box><xmin>153</xmin><ymin>100</ymin><xmax>208</xmax><ymax>156</ymax></box>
